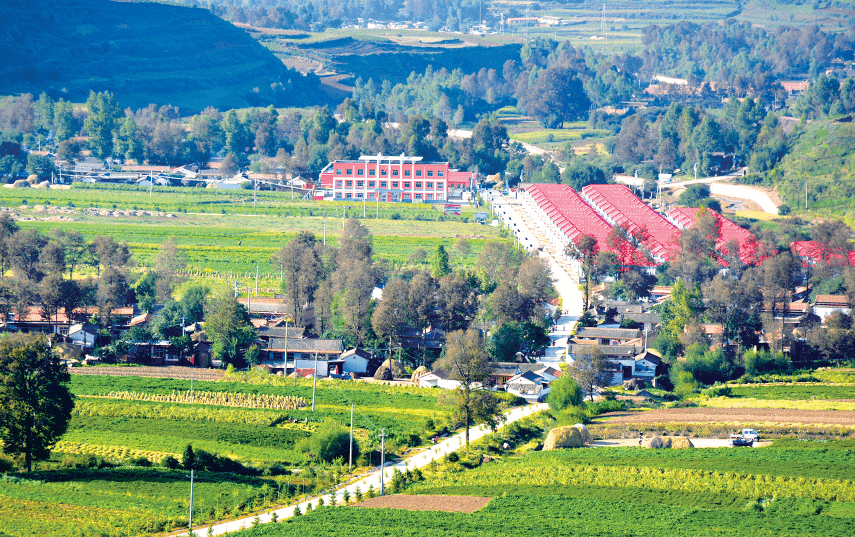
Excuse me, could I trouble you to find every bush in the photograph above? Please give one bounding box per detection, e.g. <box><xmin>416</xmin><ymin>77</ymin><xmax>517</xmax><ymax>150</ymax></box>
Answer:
<box><xmin>161</xmin><ymin>456</ymin><xmax>180</xmax><ymax>469</ymax></box>
<box><xmin>127</xmin><ymin>456</ymin><xmax>152</xmax><ymax>467</ymax></box>
<box><xmin>547</xmin><ymin>374</ymin><xmax>584</xmax><ymax>411</ymax></box>
<box><xmin>683</xmin><ymin>344</ymin><xmax>740</xmax><ymax>385</ymax></box>
<box><xmin>744</xmin><ymin>349</ymin><xmax>791</xmax><ymax>376</ymax></box>
<box><xmin>298</xmin><ymin>420</ymin><xmax>358</xmax><ymax>463</ymax></box>
<box><xmin>704</xmin><ymin>384</ymin><xmax>732</xmax><ymax>398</ymax></box>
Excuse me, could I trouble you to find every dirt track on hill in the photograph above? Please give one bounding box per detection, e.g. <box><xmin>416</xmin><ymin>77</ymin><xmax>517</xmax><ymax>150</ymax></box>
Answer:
<box><xmin>598</xmin><ymin>408</ymin><xmax>855</xmax><ymax>426</ymax></box>
<box><xmin>354</xmin><ymin>495</ymin><xmax>490</xmax><ymax>513</ymax></box>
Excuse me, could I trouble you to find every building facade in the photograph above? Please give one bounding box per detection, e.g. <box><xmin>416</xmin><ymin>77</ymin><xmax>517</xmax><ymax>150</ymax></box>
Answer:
<box><xmin>318</xmin><ymin>154</ymin><xmax>475</xmax><ymax>202</ymax></box>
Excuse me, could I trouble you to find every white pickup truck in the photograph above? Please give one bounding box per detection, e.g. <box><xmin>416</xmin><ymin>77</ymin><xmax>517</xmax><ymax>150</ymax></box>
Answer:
<box><xmin>730</xmin><ymin>428</ymin><xmax>760</xmax><ymax>447</ymax></box>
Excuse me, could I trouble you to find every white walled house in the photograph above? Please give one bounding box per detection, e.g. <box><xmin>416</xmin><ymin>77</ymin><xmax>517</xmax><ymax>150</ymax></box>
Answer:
<box><xmin>506</xmin><ymin>370</ymin><xmax>550</xmax><ymax>402</ymax></box>
<box><xmin>418</xmin><ymin>369</ymin><xmax>464</xmax><ymax>389</ymax></box>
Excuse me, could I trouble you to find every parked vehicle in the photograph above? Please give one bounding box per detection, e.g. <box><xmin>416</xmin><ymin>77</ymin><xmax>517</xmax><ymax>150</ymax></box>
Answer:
<box><xmin>730</xmin><ymin>428</ymin><xmax>759</xmax><ymax>447</ymax></box>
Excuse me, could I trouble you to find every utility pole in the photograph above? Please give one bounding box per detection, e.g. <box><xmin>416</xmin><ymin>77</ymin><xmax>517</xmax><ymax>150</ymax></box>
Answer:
<box><xmin>247</xmin><ymin>286</ymin><xmax>251</xmax><ymax>318</ymax></box>
<box><xmin>311</xmin><ymin>351</ymin><xmax>318</xmax><ymax>411</ymax></box>
<box><xmin>379</xmin><ymin>429</ymin><xmax>386</xmax><ymax>496</ymax></box>
<box><xmin>323</xmin><ymin>220</ymin><xmax>327</xmax><ymax>246</ymax></box>
<box><xmin>363</xmin><ymin>196</ymin><xmax>366</xmax><ymax>218</ymax></box>
<box><xmin>349</xmin><ymin>403</ymin><xmax>354</xmax><ymax>471</ymax></box>
<box><xmin>255</xmin><ymin>264</ymin><xmax>259</xmax><ymax>296</ymax></box>
<box><xmin>188</xmin><ymin>469</ymin><xmax>195</xmax><ymax>534</ymax></box>
<box><xmin>805</xmin><ymin>181</ymin><xmax>808</xmax><ymax>209</ymax></box>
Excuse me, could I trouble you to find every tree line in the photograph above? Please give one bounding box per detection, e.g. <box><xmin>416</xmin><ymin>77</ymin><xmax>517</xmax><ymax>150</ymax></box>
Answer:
<box><xmin>278</xmin><ymin>219</ymin><xmax>555</xmax><ymax>365</ymax></box>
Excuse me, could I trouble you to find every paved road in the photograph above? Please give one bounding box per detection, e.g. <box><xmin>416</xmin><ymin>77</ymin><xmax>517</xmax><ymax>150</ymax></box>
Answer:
<box><xmin>189</xmin><ymin>403</ymin><xmax>548</xmax><ymax>535</ymax></box>
<box><xmin>482</xmin><ymin>189</ymin><xmax>583</xmax><ymax>364</ymax></box>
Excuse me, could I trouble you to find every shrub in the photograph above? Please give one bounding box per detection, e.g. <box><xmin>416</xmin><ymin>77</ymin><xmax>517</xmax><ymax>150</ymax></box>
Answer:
<box><xmin>298</xmin><ymin>420</ymin><xmax>359</xmax><ymax>463</ymax></box>
<box><xmin>128</xmin><ymin>456</ymin><xmax>152</xmax><ymax>467</ymax></box>
<box><xmin>161</xmin><ymin>456</ymin><xmax>180</xmax><ymax>469</ymax></box>
<box><xmin>547</xmin><ymin>374</ymin><xmax>584</xmax><ymax>411</ymax></box>
<box><xmin>744</xmin><ymin>349</ymin><xmax>791</xmax><ymax>376</ymax></box>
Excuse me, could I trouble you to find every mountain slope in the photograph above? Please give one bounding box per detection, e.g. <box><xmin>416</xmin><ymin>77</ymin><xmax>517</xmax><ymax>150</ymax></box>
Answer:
<box><xmin>0</xmin><ymin>0</ymin><xmax>317</xmax><ymax>110</ymax></box>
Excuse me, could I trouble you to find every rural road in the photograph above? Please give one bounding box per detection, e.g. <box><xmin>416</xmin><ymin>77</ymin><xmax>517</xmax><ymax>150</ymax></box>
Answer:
<box><xmin>189</xmin><ymin>403</ymin><xmax>548</xmax><ymax>535</ymax></box>
<box><xmin>483</xmin><ymin>189</ymin><xmax>583</xmax><ymax>363</ymax></box>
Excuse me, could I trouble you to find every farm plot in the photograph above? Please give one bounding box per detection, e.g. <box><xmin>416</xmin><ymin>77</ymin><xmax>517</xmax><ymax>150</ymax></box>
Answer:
<box><xmin>596</xmin><ymin>407</ymin><xmax>855</xmax><ymax>426</ymax></box>
<box><xmin>235</xmin><ymin>442</ymin><xmax>855</xmax><ymax>536</ymax></box>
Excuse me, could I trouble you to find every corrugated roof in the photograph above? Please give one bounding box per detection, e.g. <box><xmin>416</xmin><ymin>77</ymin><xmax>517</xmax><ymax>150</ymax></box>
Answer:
<box><xmin>526</xmin><ymin>183</ymin><xmax>649</xmax><ymax>266</ymax></box>
<box><xmin>582</xmin><ymin>184</ymin><xmax>681</xmax><ymax>261</ymax></box>
<box><xmin>667</xmin><ymin>206</ymin><xmax>760</xmax><ymax>265</ymax></box>
<box><xmin>268</xmin><ymin>338</ymin><xmax>342</xmax><ymax>353</ymax></box>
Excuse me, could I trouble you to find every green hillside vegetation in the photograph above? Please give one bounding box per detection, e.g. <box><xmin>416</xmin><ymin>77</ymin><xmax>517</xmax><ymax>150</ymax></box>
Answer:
<box><xmin>774</xmin><ymin>119</ymin><xmax>855</xmax><ymax>216</ymax></box>
<box><xmin>0</xmin><ymin>0</ymin><xmax>318</xmax><ymax>111</ymax></box>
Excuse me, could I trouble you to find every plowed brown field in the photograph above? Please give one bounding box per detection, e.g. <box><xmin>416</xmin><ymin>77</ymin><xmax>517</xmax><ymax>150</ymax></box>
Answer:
<box><xmin>599</xmin><ymin>408</ymin><xmax>855</xmax><ymax>426</ymax></box>
<box><xmin>355</xmin><ymin>495</ymin><xmax>490</xmax><ymax>513</ymax></box>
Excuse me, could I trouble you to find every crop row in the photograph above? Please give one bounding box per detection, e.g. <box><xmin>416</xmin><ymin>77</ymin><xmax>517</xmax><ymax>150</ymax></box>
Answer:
<box><xmin>234</xmin><ymin>493</ymin><xmax>855</xmax><ymax>537</ymax></box>
<box><xmin>95</xmin><ymin>390</ymin><xmax>308</xmax><ymax>410</ymax></box>
<box><xmin>73</xmin><ymin>399</ymin><xmax>288</xmax><ymax>426</ymax></box>
<box><xmin>422</xmin><ymin>462</ymin><xmax>855</xmax><ymax>502</ymax></box>
<box><xmin>54</xmin><ymin>440</ymin><xmax>175</xmax><ymax>463</ymax></box>
<box><xmin>698</xmin><ymin>396</ymin><xmax>855</xmax><ymax>411</ymax></box>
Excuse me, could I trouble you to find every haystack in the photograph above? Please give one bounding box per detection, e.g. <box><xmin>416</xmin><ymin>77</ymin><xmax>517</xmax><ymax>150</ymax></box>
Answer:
<box><xmin>410</xmin><ymin>365</ymin><xmax>429</xmax><ymax>382</ymax></box>
<box><xmin>623</xmin><ymin>378</ymin><xmax>647</xmax><ymax>390</ymax></box>
<box><xmin>646</xmin><ymin>436</ymin><xmax>671</xmax><ymax>448</ymax></box>
<box><xmin>573</xmin><ymin>423</ymin><xmax>591</xmax><ymax>444</ymax></box>
<box><xmin>374</xmin><ymin>366</ymin><xmax>393</xmax><ymax>380</ymax></box>
<box><xmin>378</xmin><ymin>359</ymin><xmax>405</xmax><ymax>377</ymax></box>
<box><xmin>543</xmin><ymin>426</ymin><xmax>584</xmax><ymax>450</ymax></box>
<box><xmin>669</xmin><ymin>436</ymin><xmax>694</xmax><ymax>449</ymax></box>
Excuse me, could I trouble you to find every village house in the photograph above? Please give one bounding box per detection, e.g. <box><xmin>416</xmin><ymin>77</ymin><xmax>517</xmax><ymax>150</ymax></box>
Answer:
<box><xmin>263</xmin><ymin>337</ymin><xmax>343</xmax><ymax>376</ymax></box>
<box><xmin>505</xmin><ymin>370</ymin><xmax>550</xmax><ymax>402</ymax></box>
<box><xmin>812</xmin><ymin>295</ymin><xmax>851</xmax><ymax>321</ymax></box>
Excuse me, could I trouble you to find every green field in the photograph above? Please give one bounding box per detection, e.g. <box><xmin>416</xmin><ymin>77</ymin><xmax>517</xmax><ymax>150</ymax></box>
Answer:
<box><xmin>7</xmin><ymin>183</ymin><xmax>505</xmax><ymax>280</ymax></box>
<box><xmin>235</xmin><ymin>439</ymin><xmax>855</xmax><ymax>537</ymax></box>
<box><xmin>0</xmin><ymin>373</ymin><xmax>456</xmax><ymax>536</ymax></box>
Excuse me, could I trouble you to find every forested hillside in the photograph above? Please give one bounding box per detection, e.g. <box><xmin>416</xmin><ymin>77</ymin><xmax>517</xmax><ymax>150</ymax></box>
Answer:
<box><xmin>0</xmin><ymin>0</ymin><xmax>318</xmax><ymax>111</ymax></box>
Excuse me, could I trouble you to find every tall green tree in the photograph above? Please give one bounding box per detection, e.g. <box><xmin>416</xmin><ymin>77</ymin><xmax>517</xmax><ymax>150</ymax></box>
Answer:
<box><xmin>204</xmin><ymin>292</ymin><xmax>256</xmax><ymax>367</ymax></box>
<box><xmin>0</xmin><ymin>334</ymin><xmax>74</xmax><ymax>472</ymax></box>
<box><xmin>430</xmin><ymin>244</ymin><xmax>451</xmax><ymax>279</ymax></box>
<box><xmin>83</xmin><ymin>91</ymin><xmax>122</xmax><ymax>159</ymax></box>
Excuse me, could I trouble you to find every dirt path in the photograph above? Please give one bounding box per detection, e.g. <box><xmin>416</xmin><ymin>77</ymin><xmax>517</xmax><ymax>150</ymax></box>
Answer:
<box><xmin>70</xmin><ymin>366</ymin><xmax>224</xmax><ymax>382</ymax></box>
<box><xmin>355</xmin><ymin>495</ymin><xmax>490</xmax><ymax>513</ymax></box>
<box><xmin>598</xmin><ymin>408</ymin><xmax>855</xmax><ymax>426</ymax></box>
<box><xmin>589</xmin><ymin>438</ymin><xmax>772</xmax><ymax>448</ymax></box>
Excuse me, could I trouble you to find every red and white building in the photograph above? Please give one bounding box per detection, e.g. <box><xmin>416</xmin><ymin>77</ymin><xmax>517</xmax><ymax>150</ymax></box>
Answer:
<box><xmin>318</xmin><ymin>155</ymin><xmax>476</xmax><ymax>202</ymax></box>
<box><xmin>581</xmin><ymin>184</ymin><xmax>682</xmax><ymax>262</ymax></box>
<box><xmin>667</xmin><ymin>206</ymin><xmax>762</xmax><ymax>266</ymax></box>
<box><xmin>520</xmin><ymin>184</ymin><xmax>649</xmax><ymax>270</ymax></box>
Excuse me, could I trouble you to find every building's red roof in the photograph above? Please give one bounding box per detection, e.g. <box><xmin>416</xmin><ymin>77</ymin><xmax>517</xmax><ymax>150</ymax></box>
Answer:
<box><xmin>814</xmin><ymin>294</ymin><xmax>850</xmax><ymax>307</ymax></box>
<box><xmin>791</xmin><ymin>240</ymin><xmax>854</xmax><ymax>267</ymax></box>
<box><xmin>9</xmin><ymin>306</ymin><xmax>134</xmax><ymax>324</ymax></box>
<box><xmin>667</xmin><ymin>206</ymin><xmax>761</xmax><ymax>266</ymax></box>
<box><xmin>526</xmin><ymin>183</ymin><xmax>651</xmax><ymax>266</ymax></box>
<box><xmin>582</xmin><ymin>184</ymin><xmax>681</xmax><ymax>261</ymax></box>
